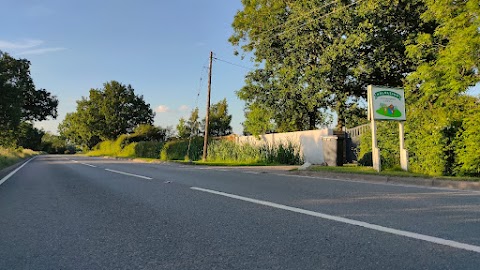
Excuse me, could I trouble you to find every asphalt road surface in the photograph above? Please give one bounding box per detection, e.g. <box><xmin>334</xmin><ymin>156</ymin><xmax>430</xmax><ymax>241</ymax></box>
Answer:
<box><xmin>1</xmin><ymin>155</ymin><xmax>479</xmax><ymax>269</ymax></box>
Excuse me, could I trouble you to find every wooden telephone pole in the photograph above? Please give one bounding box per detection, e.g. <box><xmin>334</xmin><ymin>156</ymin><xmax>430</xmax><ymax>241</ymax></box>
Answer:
<box><xmin>202</xmin><ymin>51</ymin><xmax>213</xmax><ymax>161</ymax></box>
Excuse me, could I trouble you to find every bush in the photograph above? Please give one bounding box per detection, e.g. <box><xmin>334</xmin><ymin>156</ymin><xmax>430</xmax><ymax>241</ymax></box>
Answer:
<box><xmin>88</xmin><ymin>135</ymin><xmax>130</xmax><ymax>157</ymax></box>
<box><xmin>160</xmin><ymin>137</ymin><xmax>204</xmax><ymax>161</ymax></box>
<box><xmin>358</xmin><ymin>121</ymin><xmax>399</xmax><ymax>169</ymax></box>
<box><xmin>118</xmin><ymin>142</ymin><xmax>137</xmax><ymax>158</ymax></box>
<box><xmin>134</xmin><ymin>141</ymin><xmax>164</xmax><ymax>159</ymax></box>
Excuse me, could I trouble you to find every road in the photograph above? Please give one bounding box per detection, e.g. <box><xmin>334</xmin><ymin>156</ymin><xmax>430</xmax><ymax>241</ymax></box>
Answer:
<box><xmin>1</xmin><ymin>155</ymin><xmax>479</xmax><ymax>269</ymax></box>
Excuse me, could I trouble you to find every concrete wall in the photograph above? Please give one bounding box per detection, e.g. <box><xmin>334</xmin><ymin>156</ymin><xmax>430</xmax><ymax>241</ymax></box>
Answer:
<box><xmin>237</xmin><ymin>129</ymin><xmax>334</xmax><ymax>165</ymax></box>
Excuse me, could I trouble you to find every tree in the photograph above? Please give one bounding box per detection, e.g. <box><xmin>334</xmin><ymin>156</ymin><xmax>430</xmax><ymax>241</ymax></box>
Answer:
<box><xmin>230</xmin><ymin>0</ymin><xmax>432</xmax><ymax>130</ymax></box>
<box><xmin>130</xmin><ymin>124</ymin><xmax>170</xmax><ymax>142</ymax></box>
<box><xmin>16</xmin><ymin>122</ymin><xmax>45</xmax><ymax>150</ymax></box>
<box><xmin>176</xmin><ymin>118</ymin><xmax>189</xmax><ymax>139</ymax></box>
<box><xmin>0</xmin><ymin>51</ymin><xmax>58</xmax><ymax>145</ymax></box>
<box><xmin>206</xmin><ymin>98</ymin><xmax>232</xmax><ymax>137</ymax></box>
<box><xmin>176</xmin><ymin>108</ymin><xmax>201</xmax><ymax>139</ymax></box>
<box><xmin>402</xmin><ymin>0</ymin><xmax>480</xmax><ymax>176</ymax></box>
<box><xmin>242</xmin><ymin>103</ymin><xmax>274</xmax><ymax>136</ymax></box>
<box><xmin>59</xmin><ymin>81</ymin><xmax>154</xmax><ymax>149</ymax></box>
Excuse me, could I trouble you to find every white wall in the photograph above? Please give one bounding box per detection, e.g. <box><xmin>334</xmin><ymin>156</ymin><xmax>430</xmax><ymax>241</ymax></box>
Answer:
<box><xmin>237</xmin><ymin>129</ymin><xmax>333</xmax><ymax>164</ymax></box>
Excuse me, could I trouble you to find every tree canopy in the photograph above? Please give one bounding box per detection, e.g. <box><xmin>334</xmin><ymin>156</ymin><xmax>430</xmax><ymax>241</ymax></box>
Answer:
<box><xmin>0</xmin><ymin>51</ymin><xmax>58</xmax><ymax>147</ymax></box>
<box><xmin>230</xmin><ymin>0</ymin><xmax>433</xmax><ymax>130</ymax></box>
<box><xmin>59</xmin><ymin>81</ymin><xmax>155</xmax><ymax>149</ymax></box>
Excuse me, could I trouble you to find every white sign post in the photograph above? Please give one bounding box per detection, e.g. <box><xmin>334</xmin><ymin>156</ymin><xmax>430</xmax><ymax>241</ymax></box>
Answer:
<box><xmin>367</xmin><ymin>85</ymin><xmax>408</xmax><ymax>172</ymax></box>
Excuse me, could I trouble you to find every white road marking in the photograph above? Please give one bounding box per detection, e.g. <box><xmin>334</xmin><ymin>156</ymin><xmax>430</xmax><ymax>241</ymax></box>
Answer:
<box><xmin>190</xmin><ymin>186</ymin><xmax>480</xmax><ymax>254</ymax></box>
<box><xmin>0</xmin><ymin>156</ymin><xmax>37</xmax><ymax>186</ymax></box>
<box><xmin>105</xmin><ymin>169</ymin><xmax>152</xmax><ymax>180</ymax></box>
<box><xmin>80</xmin><ymin>162</ymin><xmax>97</xmax><ymax>168</ymax></box>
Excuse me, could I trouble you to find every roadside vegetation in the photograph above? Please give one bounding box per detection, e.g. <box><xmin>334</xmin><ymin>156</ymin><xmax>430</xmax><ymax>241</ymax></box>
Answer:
<box><xmin>0</xmin><ymin>148</ymin><xmax>39</xmax><ymax>170</ymax></box>
<box><xmin>3</xmin><ymin>1</ymin><xmax>478</xmax><ymax>174</ymax></box>
<box><xmin>0</xmin><ymin>51</ymin><xmax>74</xmax><ymax>165</ymax></box>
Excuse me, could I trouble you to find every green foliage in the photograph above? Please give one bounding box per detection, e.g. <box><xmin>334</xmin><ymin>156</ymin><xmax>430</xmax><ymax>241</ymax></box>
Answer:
<box><xmin>134</xmin><ymin>141</ymin><xmax>164</xmax><ymax>159</ymax></box>
<box><xmin>406</xmin><ymin>0</ymin><xmax>480</xmax><ymax>104</ymax></box>
<box><xmin>41</xmin><ymin>133</ymin><xmax>76</xmax><ymax>154</ymax></box>
<box><xmin>176</xmin><ymin>118</ymin><xmax>189</xmax><ymax>139</ymax></box>
<box><xmin>16</xmin><ymin>122</ymin><xmax>45</xmax><ymax>150</ymax></box>
<box><xmin>0</xmin><ymin>51</ymin><xmax>58</xmax><ymax>148</ymax></box>
<box><xmin>130</xmin><ymin>124</ymin><xmax>170</xmax><ymax>142</ymax></box>
<box><xmin>207</xmin><ymin>140</ymin><xmax>303</xmax><ymax>165</ymax></box>
<box><xmin>359</xmin><ymin>122</ymin><xmax>400</xmax><ymax>169</ymax></box>
<box><xmin>160</xmin><ymin>137</ymin><xmax>204</xmax><ymax>161</ymax></box>
<box><xmin>0</xmin><ymin>147</ymin><xmax>38</xmax><ymax>170</ymax></box>
<box><xmin>59</xmin><ymin>81</ymin><xmax>155</xmax><ymax>149</ymax></box>
<box><xmin>455</xmin><ymin>101</ymin><xmax>480</xmax><ymax>177</ymax></box>
<box><xmin>0</xmin><ymin>51</ymin><xmax>58</xmax><ymax>131</ymax></box>
<box><xmin>205</xmin><ymin>98</ymin><xmax>232</xmax><ymax>137</ymax></box>
<box><xmin>230</xmin><ymin>0</ymin><xmax>428</xmax><ymax>130</ymax></box>
<box><xmin>176</xmin><ymin>108</ymin><xmax>201</xmax><ymax>139</ymax></box>
<box><xmin>242</xmin><ymin>103</ymin><xmax>275</xmax><ymax>136</ymax></box>
<box><xmin>117</xmin><ymin>142</ymin><xmax>137</xmax><ymax>158</ymax></box>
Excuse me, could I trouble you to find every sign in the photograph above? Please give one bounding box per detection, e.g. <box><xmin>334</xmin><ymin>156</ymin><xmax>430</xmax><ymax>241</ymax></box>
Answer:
<box><xmin>368</xmin><ymin>86</ymin><xmax>406</xmax><ymax>121</ymax></box>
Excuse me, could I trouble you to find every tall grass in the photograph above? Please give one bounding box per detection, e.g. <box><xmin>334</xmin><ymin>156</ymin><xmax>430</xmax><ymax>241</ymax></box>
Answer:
<box><xmin>207</xmin><ymin>140</ymin><xmax>303</xmax><ymax>165</ymax></box>
<box><xmin>0</xmin><ymin>147</ymin><xmax>38</xmax><ymax>170</ymax></box>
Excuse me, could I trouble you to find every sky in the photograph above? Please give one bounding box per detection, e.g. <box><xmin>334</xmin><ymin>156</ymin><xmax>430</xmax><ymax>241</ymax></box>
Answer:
<box><xmin>1</xmin><ymin>0</ymin><xmax>479</xmax><ymax>136</ymax></box>
<box><xmin>1</xmin><ymin>0</ymin><xmax>253</xmax><ymax>134</ymax></box>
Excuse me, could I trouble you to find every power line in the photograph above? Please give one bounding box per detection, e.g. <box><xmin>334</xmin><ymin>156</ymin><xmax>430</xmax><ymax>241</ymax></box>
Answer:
<box><xmin>213</xmin><ymin>57</ymin><xmax>255</xmax><ymax>71</ymax></box>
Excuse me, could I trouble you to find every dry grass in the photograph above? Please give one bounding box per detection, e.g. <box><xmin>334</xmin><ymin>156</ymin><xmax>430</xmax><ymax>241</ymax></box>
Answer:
<box><xmin>0</xmin><ymin>147</ymin><xmax>38</xmax><ymax>170</ymax></box>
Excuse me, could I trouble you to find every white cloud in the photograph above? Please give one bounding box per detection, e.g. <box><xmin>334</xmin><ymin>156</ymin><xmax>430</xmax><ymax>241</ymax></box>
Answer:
<box><xmin>0</xmin><ymin>39</ymin><xmax>65</xmax><ymax>56</ymax></box>
<box><xmin>156</xmin><ymin>105</ymin><xmax>170</xmax><ymax>113</ymax></box>
<box><xmin>0</xmin><ymin>39</ymin><xmax>43</xmax><ymax>50</ymax></box>
<box><xmin>17</xmin><ymin>47</ymin><xmax>66</xmax><ymax>56</ymax></box>
<box><xmin>179</xmin><ymin>105</ymin><xmax>190</xmax><ymax>112</ymax></box>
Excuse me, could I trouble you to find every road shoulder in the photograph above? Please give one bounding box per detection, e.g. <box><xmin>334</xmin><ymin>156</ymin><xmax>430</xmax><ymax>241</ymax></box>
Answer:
<box><xmin>289</xmin><ymin>170</ymin><xmax>480</xmax><ymax>191</ymax></box>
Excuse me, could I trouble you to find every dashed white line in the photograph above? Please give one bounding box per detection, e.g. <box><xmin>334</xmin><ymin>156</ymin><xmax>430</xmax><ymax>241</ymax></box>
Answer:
<box><xmin>80</xmin><ymin>162</ymin><xmax>97</xmax><ymax>168</ymax></box>
<box><xmin>105</xmin><ymin>169</ymin><xmax>152</xmax><ymax>180</ymax></box>
<box><xmin>0</xmin><ymin>156</ymin><xmax>37</xmax><ymax>187</ymax></box>
<box><xmin>190</xmin><ymin>186</ymin><xmax>480</xmax><ymax>254</ymax></box>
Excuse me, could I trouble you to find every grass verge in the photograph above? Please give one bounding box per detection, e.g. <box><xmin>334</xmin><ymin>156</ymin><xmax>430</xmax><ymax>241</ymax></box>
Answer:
<box><xmin>174</xmin><ymin>160</ymin><xmax>281</xmax><ymax>166</ymax></box>
<box><xmin>0</xmin><ymin>148</ymin><xmax>39</xmax><ymax>171</ymax></box>
<box><xmin>308</xmin><ymin>165</ymin><xmax>480</xmax><ymax>182</ymax></box>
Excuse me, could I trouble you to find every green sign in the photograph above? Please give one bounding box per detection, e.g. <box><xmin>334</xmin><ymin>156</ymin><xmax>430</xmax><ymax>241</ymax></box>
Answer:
<box><xmin>368</xmin><ymin>86</ymin><xmax>406</xmax><ymax>121</ymax></box>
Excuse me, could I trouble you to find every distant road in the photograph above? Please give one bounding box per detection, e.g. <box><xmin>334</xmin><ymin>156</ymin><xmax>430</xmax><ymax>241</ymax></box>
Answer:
<box><xmin>1</xmin><ymin>155</ymin><xmax>479</xmax><ymax>269</ymax></box>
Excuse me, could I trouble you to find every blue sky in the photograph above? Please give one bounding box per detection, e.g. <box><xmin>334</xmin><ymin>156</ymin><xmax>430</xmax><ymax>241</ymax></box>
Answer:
<box><xmin>1</xmin><ymin>0</ymin><xmax>253</xmax><ymax>134</ymax></box>
<box><xmin>1</xmin><ymin>0</ymin><xmax>479</xmax><ymax>135</ymax></box>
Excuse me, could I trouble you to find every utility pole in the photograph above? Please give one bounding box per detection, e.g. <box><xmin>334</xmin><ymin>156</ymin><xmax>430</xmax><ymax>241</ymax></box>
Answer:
<box><xmin>202</xmin><ymin>51</ymin><xmax>213</xmax><ymax>161</ymax></box>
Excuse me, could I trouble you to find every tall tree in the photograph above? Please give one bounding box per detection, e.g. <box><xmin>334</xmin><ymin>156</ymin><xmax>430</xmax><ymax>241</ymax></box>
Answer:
<box><xmin>403</xmin><ymin>0</ymin><xmax>480</xmax><ymax>176</ymax></box>
<box><xmin>230</xmin><ymin>0</ymin><xmax>431</xmax><ymax>130</ymax></box>
<box><xmin>59</xmin><ymin>81</ymin><xmax>154</xmax><ymax>148</ymax></box>
<box><xmin>206</xmin><ymin>98</ymin><xmax>232</xmax><ymax>137</ymax></box>
<box><xmin>0</xmin><ymin>51</ymin><xmax>58</xmax><ymax>139</ymax></box>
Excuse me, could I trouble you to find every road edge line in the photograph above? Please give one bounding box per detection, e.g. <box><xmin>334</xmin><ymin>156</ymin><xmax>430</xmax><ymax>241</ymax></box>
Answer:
<box><xmin>0</xmin><ymin>156</ymin><xmax>38</xmax><ymax>187</ymax></box>
<box><xmin>190</xmin><ymin>186</ymin><xmax>480</xmax><ymax>254</ymax></box>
